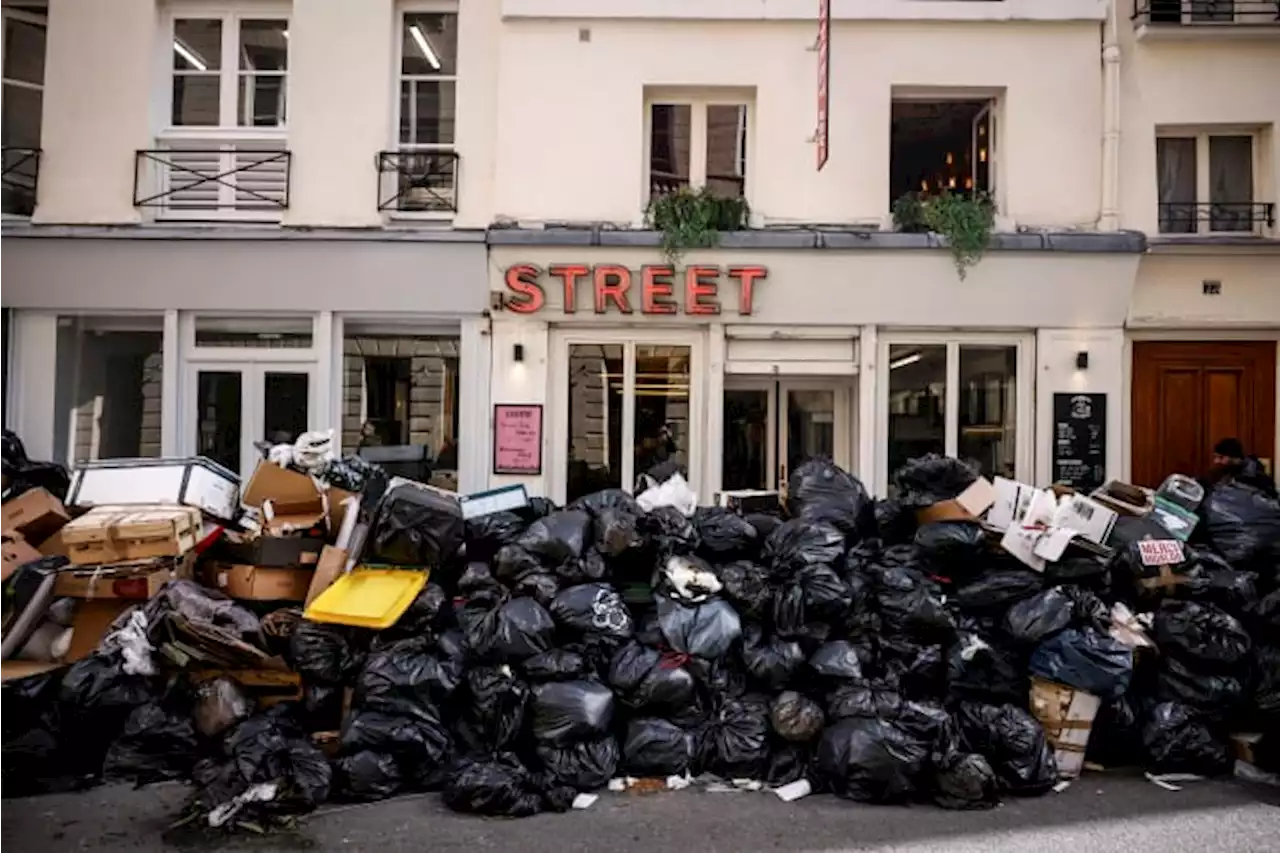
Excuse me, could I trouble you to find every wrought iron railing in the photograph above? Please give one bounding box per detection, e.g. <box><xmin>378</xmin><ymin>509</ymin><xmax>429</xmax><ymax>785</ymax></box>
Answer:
<box><xmin>1133</xmin><ymin>1</ymin><xmax>1280</xmax><ymax>26</ymax></box>
<box><xmin>376</xmin><ymin>150</ymin><xmax>459</xmax><ymax>213</ymax></box>
<box><xmin>1157</xmin><ymin>201</ymin><xmax>1275</xmax><ymax>234</ymax></box>
<box><xmin>134</xmin><ymin>148</ymin><xmax>292</xmax><ymax>215</ymax></box>
<box><xmin>2</xmin><ymin>147</ymin><xmax>41</xmax><ymax>216</ymax></box>
<box><xmin>649</xmin><ymin>172</ymin><xmax>745</xmax><ymax>198</ymax></box>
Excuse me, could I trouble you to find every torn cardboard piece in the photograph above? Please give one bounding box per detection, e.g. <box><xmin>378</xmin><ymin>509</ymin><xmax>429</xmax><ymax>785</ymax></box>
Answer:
<box><xmin>1</xmin><ymin>487</ymin><xmax>71</xmax><ymax>544</ymax></box>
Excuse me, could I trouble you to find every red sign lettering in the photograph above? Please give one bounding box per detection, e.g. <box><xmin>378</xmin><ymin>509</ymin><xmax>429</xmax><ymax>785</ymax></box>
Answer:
<box><xmin>503</xmin><ymin>263</ymin><xmax>766</xmax><ymax>316</ymax></box>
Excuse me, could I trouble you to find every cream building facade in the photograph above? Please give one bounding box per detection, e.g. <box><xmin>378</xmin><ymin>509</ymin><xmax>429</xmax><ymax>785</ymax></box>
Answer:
<box><xmin>2</xmin><ymin>1</ymin><xmax>1277</xmax><ymax>500</ymax></box>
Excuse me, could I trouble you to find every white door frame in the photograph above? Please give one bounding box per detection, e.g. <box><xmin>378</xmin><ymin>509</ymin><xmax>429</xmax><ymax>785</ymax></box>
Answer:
<box><xmin>548</xmin><ymin>327</ymin><xmax>707</xmax><ymax>505</ymax></box>
<box><xmin>876</xmin><ymin>331</ymin><xmax>1035</xmax><ymax>494</ymax></box>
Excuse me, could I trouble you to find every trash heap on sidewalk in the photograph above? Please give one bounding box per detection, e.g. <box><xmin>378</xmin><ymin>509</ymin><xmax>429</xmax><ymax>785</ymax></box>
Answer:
<box><xmin>3</xmin><ymin>426</ymin><xmax>1279</xmax><ymax>827</ymax></box>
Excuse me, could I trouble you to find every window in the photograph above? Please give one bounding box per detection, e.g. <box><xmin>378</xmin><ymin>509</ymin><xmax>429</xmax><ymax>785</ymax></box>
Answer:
<box><xmin>646</xmin><ymin>98</ymin><xmax>748</xmax><ymax>199</ymax></box>
<box><xmin>890</xmin><ymin>97</ymin><xmax>997</xmax><ymax>208</ymax></box>
<box><xmin>882</xmin><ymin>338</ymin><xmax>1026</xmax><ymax>492</ymax></box>
<box><xmin>2</xmin><ymin>4</ymin><xmax>46</xmax><ymax>216</ymax></box>
<box><xmin>170</xmin><ymin>16</ymin><xmax>288</xmax><ymax>128</ymax></box>
<box><xmin>1157</xmin><ymin>131</ymin><xmax>1263</xmax><ymax>234</ymax></box>
<box><xmin>385</xmin><ymin>10</ymin><xmax>459</xmax><ymax>214</ymax></box>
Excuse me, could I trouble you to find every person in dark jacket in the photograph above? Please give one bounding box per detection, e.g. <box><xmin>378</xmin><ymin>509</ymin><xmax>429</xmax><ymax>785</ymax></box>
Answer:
<box><xmin>1203</xmin><ymin>437</ymin><xmax>1277</xmax><ymax>498</ymax></box>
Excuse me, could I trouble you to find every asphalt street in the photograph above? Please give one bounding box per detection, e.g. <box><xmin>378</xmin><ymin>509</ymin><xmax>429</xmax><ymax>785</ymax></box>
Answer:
<box><xmin>2</xmin><ymin>772</ymin><xmax>1278</xmax><ymax>853</ymax></box>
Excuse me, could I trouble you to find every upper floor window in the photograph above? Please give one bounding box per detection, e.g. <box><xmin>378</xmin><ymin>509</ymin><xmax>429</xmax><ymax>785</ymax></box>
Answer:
<box><xmin>1157</xmin><ymin>131</ymin><xmax>1268</xmax><ymax>234</ymax></box>
<box><xmin>890</xmin><ymin>96</ymin><xmax>998</xmax><ymax>210</ymax></box>
<box><xmin>2</xmin><ymin>3</ymin><xmax>46</xmax><ymax>216</ymax></box>
<box><xmin>171</xmin><ymin>16</ymin><xmax>288</xmax><ymax>128</ymax></box>
<box><xmin>646</xmin><ymin>98</ymin><xmax>748</xmax><ymax>200</ymax></box>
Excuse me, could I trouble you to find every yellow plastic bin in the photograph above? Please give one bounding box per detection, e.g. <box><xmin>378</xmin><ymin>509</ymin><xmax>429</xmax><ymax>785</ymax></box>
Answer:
<box><xmin>303</xmin><ymin>566</ymin><xmax>429</xmax><ymax>630</ymax></box>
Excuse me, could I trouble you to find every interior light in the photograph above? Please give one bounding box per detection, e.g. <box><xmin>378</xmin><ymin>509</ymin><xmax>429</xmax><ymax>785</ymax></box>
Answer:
<box><xmin>948</xmin><ymin>176</ymin><xmax>956</xmax><ymax>189</ymax></box>
<box><xmin>890</xmin><ymin>353</ymin><xmax>922</xmax><ymax>370</ymax></box>
<box><xmin>409</xmin><ymin>24</ymin><xmax>442</xmax><ymax>70</ymax></box>
<box><xmin>979</xmin><ymin>148</ymin><xmax>987</xmax><ymax>163</ymax></box>
<box><xmin>945</xmin><ymin>152</ymin><xmax>954</xmax><ymax>166</ymax></box>
<box><xmin>283</xmin><ymin>29</ymin><xmax>289</xmax><ymax>38</ymax></box>
<box><xmin>173</xmin><ymin>40</ymin><xmax>207</xmax><ymax>71</ymax></box>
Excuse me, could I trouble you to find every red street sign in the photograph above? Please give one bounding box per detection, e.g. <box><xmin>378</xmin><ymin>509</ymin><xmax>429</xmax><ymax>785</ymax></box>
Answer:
<box><xmin>816</xmin><ymin>0</ymin><xmax>830</xmax><ymax>171</ymax></box>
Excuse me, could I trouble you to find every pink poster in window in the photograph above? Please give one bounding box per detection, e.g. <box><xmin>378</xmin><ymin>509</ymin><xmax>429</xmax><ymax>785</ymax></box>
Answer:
<box><xmin>493</xmin><ymin>404</ymin><xmax>543</xmax><ymax>475</ymax></box>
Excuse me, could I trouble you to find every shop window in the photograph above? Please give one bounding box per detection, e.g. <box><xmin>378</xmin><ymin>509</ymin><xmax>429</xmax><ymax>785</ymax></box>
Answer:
<box><xmin>343</xmin><ymin>333</ymin><xmax>460</xmax><ymax>490</ymax></box>
<box><xmin>54</xmin><ymin>319</ymin><xmax>164</xmax><ymax>466</ymax></box>
<box><xmin>1157</xmin><ymin>131</ymin><xmax>1264</xmax><ymax>234</ymax></box>
<box><xmin>889</xmin><ymin>97</ymin><xmax>997</xmax><ymax>208</ymax></box>
<box><xmin>2</xmin><ymin>4</ymin><xmax>46</xmax><ymax>216</ymax></box>
<box><xmin>567</xmin><ymin>344</ymin><xmax>625</xmax><ymax>501</ymax></box>
<box><xmin>647</xmin><ymin>97</ymin><xmax>749</xmax><ymax>200</ymax></box>
<box><xmin>885</xmin><ymin>341</ymin><xmax>1020</xmax><ymax>489</ymax></box>
<box><xmin>633</xmin><ymin>345</ymin><xmax>691</xmax><ymax>483</ymax></box>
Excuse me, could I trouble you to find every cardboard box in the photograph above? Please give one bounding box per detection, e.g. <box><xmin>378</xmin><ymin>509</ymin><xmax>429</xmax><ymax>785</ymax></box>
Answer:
<box><xmin>915</xmin><ymin>477</ymin><xmax>996</xmax><ymax>524</ymax></box>
<box><xmin>1</xmin><ymin>488</ymin><xmax>71</xmax><ymax>544</ymax></box>
<box><xmin>204</xmin><ymin>562</ymin><xmax>313</xmax><ymax>601</ymax></box>
<box><xmin>53</xmin><ymin>553</ymin><xmax>194</xmax><ymax>599</ymax></box>
<box><xmin>61</xmin><ymin>505</ymin><xmax>200</xmax><ymax>566</ymax></box>
<box><xmin>2</xmin><ymin>533</ymin><xmax>43</xmax><ymax>582</ymax></box>
<box><xmin>242</xmin><ymin>461</ymin><xmax>354</xmax><ymax>536</ymax></box>
<box><xmin>1028</xmin><ymin>677</ymin><xmax>1100</xmax><ymax>780</ymax></box>
<box><xmin>38</xmin><ymin>528</ymin><xmax>70</xmax><ymax>558</ymax></box>
<box><xmin>218</xmin><ymin>532</ymin><xmax>325</xmax><ymax>568</ymax></box>
<box><xmin>65</xmin><ymin>598</ymin><xmax>135</xmax><ymax>661</ymax></box>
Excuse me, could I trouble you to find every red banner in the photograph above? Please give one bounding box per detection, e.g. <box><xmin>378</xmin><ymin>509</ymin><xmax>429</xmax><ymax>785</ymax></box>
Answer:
<box><xmin>816</xmin><ymin>0</ymin><xmax>830</xmax><ymax>171</ymax></box>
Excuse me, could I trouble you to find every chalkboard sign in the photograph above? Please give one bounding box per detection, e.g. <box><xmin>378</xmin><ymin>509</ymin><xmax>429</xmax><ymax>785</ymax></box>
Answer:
<box><xmin>1053</xmin><ymin>393</ymin><xmax>1107</xmax><ymax>493</ymax></box>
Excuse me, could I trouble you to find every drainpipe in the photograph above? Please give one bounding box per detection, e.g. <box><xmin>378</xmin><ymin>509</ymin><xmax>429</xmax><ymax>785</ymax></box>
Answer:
<box><xmin>1099</xmin><ymin>0</ymin><xmax>1122</xmax><ymax>231</ymax></box>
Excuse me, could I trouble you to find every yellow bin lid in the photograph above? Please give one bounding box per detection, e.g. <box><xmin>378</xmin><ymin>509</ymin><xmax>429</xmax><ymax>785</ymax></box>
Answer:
<box><xmin>304</xmin><ymin>567</ymin><xmax>429</xmax><ymax>630</ymax></box>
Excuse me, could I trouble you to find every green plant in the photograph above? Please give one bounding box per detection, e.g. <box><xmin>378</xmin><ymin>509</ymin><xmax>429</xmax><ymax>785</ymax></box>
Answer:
<box><xmin>646</xmin><ymin>185</ymin><xmax>750</xmax><ymax>264</ymax></box>
<box><xmin>891</xmin><ymin>192</ymin><xmax>929</xmax><ymax>233</ymax></box>
<box><xmin>921</xmin><ymin>191</ymin><xmax>995</xmax><ymax>280</ymax></box>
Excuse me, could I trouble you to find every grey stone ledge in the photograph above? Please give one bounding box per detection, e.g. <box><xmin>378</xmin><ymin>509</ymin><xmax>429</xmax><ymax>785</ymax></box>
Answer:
<box><xmin>1</xmin><ymin>223</ymin><xmax>488</xmax><ymax>243</ymax></box>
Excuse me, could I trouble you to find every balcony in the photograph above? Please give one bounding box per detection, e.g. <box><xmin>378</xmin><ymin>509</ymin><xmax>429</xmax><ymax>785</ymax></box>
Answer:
<box><xmin>376</xmin><ymin>150</ymin><xmax>459</xmax><ymax>216</ymax></box>
<box><xmin>1133</xmin><ymin>2</ymin><xmax>1280</xmax><ymax>39</ymax></box>
<box><xmin>134</xmin><ymin>144</ymin><xmax>291</xmax><ymax>221</ymax></box>
<box><xmin>2</xmin><ymin>147</ymin><xmax>41</xmax><ymax>217</ymax></box>
<box><xmin>1157</xmin><ymin>201</ymin><xmax>1275</xmax><ymax>236</ymax></box>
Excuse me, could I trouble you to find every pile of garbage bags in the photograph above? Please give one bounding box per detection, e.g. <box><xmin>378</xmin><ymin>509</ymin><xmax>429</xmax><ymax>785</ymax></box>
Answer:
<box><xmin>4</xmin><ymin>454</ymin><xmax>1279</xmax><ymax>823</ymax></box>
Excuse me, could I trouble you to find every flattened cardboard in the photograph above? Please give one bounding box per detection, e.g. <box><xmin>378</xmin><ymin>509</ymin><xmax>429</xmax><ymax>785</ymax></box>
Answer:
<box><xmin>65</xmin><ymin>599</ymin><xmax>134</xmax><ymax>661</ymax></box>
<box><xmin>915</xmin><ymin>477</ymin><xmax>996</xmax><ymax>524</ymax></box>
<box><xmin>205</xmin><ymin>562</ymin><xmax>313</xmax><ymax>601</ymax></box>
<box><xmin>1</xmin><ymin>488</ymin><xmax>71</xmax><ymax>544</ymax></box>
<box><xmin>2</xmin><ymin>534</ymin><xmax>42</xmax><ymax>582</ymax></box>
<box><xmin>306</xmin><ymin>545</ymin><xmax>349</xmax><ymax>607</ymax></box>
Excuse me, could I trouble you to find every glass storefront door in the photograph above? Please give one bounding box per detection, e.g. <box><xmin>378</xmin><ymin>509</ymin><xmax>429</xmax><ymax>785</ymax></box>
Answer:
<box><xmin>722</xmin><ymin>379</ymin><xmax>854</xmax><ymax>492</ymax></box>
<box><xmin>187</xmin><ymin>363</ymin><xmax>313</xmax><ymax>481</ymax></box>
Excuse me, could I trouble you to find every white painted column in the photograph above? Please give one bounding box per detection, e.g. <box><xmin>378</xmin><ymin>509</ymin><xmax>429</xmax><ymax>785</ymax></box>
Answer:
<box><xmin>330</xmin><ymin>313</ymin><xmax>346</xmax><ymax>451</ymax></box>
<box><xmin>704</xmin><ymin>322</ymin><xmax>726</xmax><ymax>499</ymax></box>
<box><xmin>313</xmin><ymin>310</ymin><xmax>334</xmax><ymax>437</ymax></box>
<box><xmin>10</xmin><ymin>311</ymin><xmax>59</xmax><ymax>460</ymax></box>
<box><xmin>857</xmin><ymin>324</ymin><xmax>878</xmax><ymax>492</ymax></box>
<box><xmin>459</xmin><ymin>315</ymin><xmax>493</xmax><ymax>493</ymax></box>
<box><xmin>160</xmin><ymin>309</ymin><xmax>179</xmax><ymax>456</ymax></box>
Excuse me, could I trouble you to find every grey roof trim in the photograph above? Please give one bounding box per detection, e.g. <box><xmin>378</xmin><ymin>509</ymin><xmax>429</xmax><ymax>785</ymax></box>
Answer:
<box><xmin>487</xmin><ymin>227</ymin><xmax>1149</xmax><ymax>254</ymax></box>
<box><xmin>0</xmin><ymin>223</ymin><xmax>488</xmax><ymax>243</ymax></box>
<box><xmin>1147</xmin><ymin>235</ymin><xmax>1280</xmax><ymax>252</ymax></box>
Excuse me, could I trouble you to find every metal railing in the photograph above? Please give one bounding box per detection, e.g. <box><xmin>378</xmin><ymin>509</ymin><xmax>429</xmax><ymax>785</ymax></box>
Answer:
<box><xmin>134</xmin><ymin>148</ymin><xmax>292</xmax><ymax>215</ymax></box>
<box><xmin>1157</xmin><ymin>201</ymin><xmax>1275</xmax><ymax>234</ymax></box>
<box><xmin>2</xmin><ymin>147</ymin><xmax>41</xmax><ymax>216</ymax></box>
<box><xmin>649</xmin><ymin>172</ymin><xmax>745</xmax><ymax>198</ymax></box>
<box><xmin>376</xmin><ymin>150</ymin><xmax>459</xmax><ymax>214</ymax></box>
<box><xmin>1133</xmin><ymin>1</ymin><xmax>1280</xmax><ymax>26</ymax></box>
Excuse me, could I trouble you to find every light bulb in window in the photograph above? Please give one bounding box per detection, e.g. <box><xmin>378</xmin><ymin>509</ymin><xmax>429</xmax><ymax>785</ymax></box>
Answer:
<box><xmin>946</xmin><ymin>152</ymin><xmax>954</xmax><ymax>166</ymax></box>
<box><xmin>964</xmin><ymin>177</ymin><xmax>974</xmax><ymax>190</ymax></box>
<box><xmin>948</xmin><ymin>176</ymin><xmax>956</xmax><ymax>189</ymax></box>
<box><xmin>921</xmin><ymin>180</ymin><xmax>929</xmax><ymax>192</ymax></box>
<box><xmin>979</xmin><ymin>148</ymin><xmax>987</xmax><ymax>163</ymax></box>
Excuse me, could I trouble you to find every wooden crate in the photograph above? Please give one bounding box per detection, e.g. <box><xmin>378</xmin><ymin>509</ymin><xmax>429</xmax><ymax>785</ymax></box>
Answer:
<box><xmin>61</xmin><ymin>505</ymin><xmax>199</xmax><ymax>566</ymax></box>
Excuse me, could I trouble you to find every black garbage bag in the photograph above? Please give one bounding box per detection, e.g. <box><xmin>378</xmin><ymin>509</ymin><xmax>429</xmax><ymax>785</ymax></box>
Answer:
<box><xmin>355</xmin><ymin>638</ymin><xmax>462</xmax><ymax>722</ymax></box>
<box><xmin>459</xmin><ymin>561</ymin><xmax>501</xmax><ymax>593</ymax></box>
<box><xmin>299</xmin><ymin>684</ymin><xmax>345</xmax><ymax>733</ymax></box>
<box><xmin>456</xmin><ymin>665</ymin><xmax>529</xmax><ymax>752</ymax></box>
<box><xmin>874</xmin><ymin>498</ymin><xmax>917</xmax><ymax>546</ymax></box>
<box><xmin>366</xmin><ymin>480</ymin><xmax>465</xmax><ymax>567</ymax></box>
<box><xmin>556</xmin><ymin>549</ymin><xmax>610</xmax><ymax>584</ymax></box>
<box><xmin>536</xmin><ymin>736</ymin><xmax>619</xmax><ymax>791</ymax></box>
<box><xmin>874</xmin><ymin>563</ymin><xmax>955</xmax><ymax>640</ymax></box>
<box><xmin>493</xmin><ymin>544</ymin><xmax>543</xmax><ymax>583</ymax></box>
<box><xmin>954</xmin><ymin>702</ymin><xmax>1057</xmax><ymax>796</ymax></box>
<box><xmin>340</xmin><ymin>709</ymin><xmax>452</xmax><ymax>788</ymax></box>
<box><xmin>443</xmin><ymin>753</ymin><xmax>558</xmax><ymax>817</ymax></box>
<box><xmin>692</xmin><ymin>507</ymin><xmax>759</xmax><ymax>559</ymax></box>
<box><xmin>465</xmin><ymin>511</ymin><xmax>527</xmax><ymax>563</ymax></box>
<box><xmin>932</xmin><ymin>753</ymin><xmax>1000</xmax><ymax>811</ymax></box>
<box><xmin>740</xmin><ymin>626</ymin><xmax>806</xmax><ymax>691</ymax></box>
<box><xmin>60</xmin><ymin>651</ymin><xmax>158</xmax><ymax>713</ymax></box>
<box><xmin>716</xmin><ymin>560</ymin><xmax>773</xmax><ymax>620</ymax></box>
<box><xmin>102</xmin><ymin>702</ymin><xmax>201</xmax><ymax>786</ymax></box>
<box><xmin>379</xmin><ymin>582</ymin><xmax>452</xmax><ymax>643</ymax></box>
<box><xmin>1005</xmin><ymin>587</ymin><xmax>1075</xmax><ymax>645</ymax></box>
<box><xmin>512</xmin><ymin>571</ymin><xmax>562</xmax><ymax>607</ymax></box>
<box><xmin>892</xmin><ymin>454</ymin><xmax>979</xmax><ymax>510</ymax></box>
<box><xmin>571</xmin><ymin>489</ymin><xmax>646</xmax><ymax>558</ymax></box>
<box><xmin>700</xmin><ymin>697</ymin><xmax>771</xmax><ymax>779</ymax></box>
<box><xmin>880</xmin><ymin>637</ymin><xmax>946</xmax><ymax>701</ymax></box>
<box><xmin>1142</xmin><ymin>701</ymin><xmax>1232</xmax><ymax>776</ymax></box>
<box><xmin>334</xmin><ymin>751</ymin><xmax>402</xmax><ymax>801</ymax></box>
<box><xmin>809</xmin><ymin>639</ymin><xmax>866</xmax><ymax>683</ymax></box>
<box><xmin>290</xmin><ymin>620</ymin><xmax>365</xmax><ymax>686</ymax></box>
<box><xmin>519</xmin><ymin>510</ymin><xmax>592</xmax><ymax>565</ymax></box>
<box><xmin>1044</xmin><ymin>555</ymin><xmax>1111</xmax><ymax>591</ymax></box>
<box><xmin>459</xmin><ymin>595</ymin><xmax>555</xmax><ymax>662</ymax></box>
<box><xmin>1200</xmin><ymin>478</ymin><xmax>1280</xmax><ymax>571</ymax></box>
<box><xmin>1251</xmin><ymin>644</ymin><xmax>1280</xmax><ymax>727</ymax></box>
<box><xmin>608</xmin><ymin>642</ymin><xmax>698</xmax><ymax>716</ymax></box>
<box><xmin>770</xmin><ymin>691</ymin><xmax>824</xmax><ymax>743</ymax></box>
<box><xmin>550</xmin><ymin>582</ymin><xmax>633</xmax><ymax>638</ymax></box>
<box><xmin>764</xmin><ymin>742</ymin><xmax>810</xmax><ymax>786</ymax></box>
<box><xmin>1085</xmin><ymin>695</ymin><xmax>1142</xmax><ymax>768</ymax></box>
<box><xmin>764</xmin><ymin>519</ymin><xmax>846</xmax><ymax>575</ymax></box>
<box><xmin>315</xmin><ymin>454</ymin><xmax>383</xmax><ymax>493</ymax></box>
<box><xmin>642</xmin><ymin>506</ymin><xmax>701</xmax><ymax>556</ymax></box>
<box><xmin>1153</xmin><ymin>600</ymin><xmax>1252</xmax><ymax>668</ymax></box>
<box><xmin>786</xmin><ymin>457</ymin><xmax>874</xmax><ymax>538</ymax></box>
<box><xmin>1030</xmin><ymin>628</ymin><xmax>1133</xmax><ymax>700</ymax></box>
<box><xmin>913</xmin><ymin>521</ymin><xmax>986</xmax><ymax>574</ymax></box>
<box><xmin>827</xmin><ymin>678</ymin><xmax>905</xmax><ymax>722</ymax></box>
<box><xmin>522</xmin><ymin>649</ymin><xmax>588</xmax><ymax>682</ymax></box>
<box><xmin>622</xmin><ymin>718</ymin><xmax>693</xmax><ymax>777</ymax></box>
<box><xmin>193</xmin><ymin>677</ymin><xmax>252</xmax><ymax>738</ymax></box>
<box><xmin>947</xmin><ymin>630</ymin><xmax>1026</xmax><ymax>705</ymax></box>
<box><xmin>530</xmin><ymin>680</ymin><xmax>614</xmax><ymax>745</ymax></box>
<box><xmin>815</xmin><ymin>716</ymin><xmax>931</xmax><ymax>803</ymax></box>
<box><xmin>144</xmin><ymin>579</ymin><xmax>266</xmax><ymax>648</ymax></box>
<box><xmin>952</xmin><ymin>569</ymin><xmax>1043</xmax><ymax>615</ymax></box>
<box><xmin>656</xmin><ymin>596</ymin><xmax>741</xmax><ymax>660</ymax></box>
<box><xmin>1155</xmin><ymin>656</ymin><xmax>1245</xmax><ymax>718</ymax></box>
<box><xmin>2</xmin><ymin>428</ymin><xmax>71</xmax><ymax>501</ymax></box>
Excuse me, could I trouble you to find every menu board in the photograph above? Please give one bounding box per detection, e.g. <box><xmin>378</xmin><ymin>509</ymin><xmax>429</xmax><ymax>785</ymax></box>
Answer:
<box><xmin>493</xmin><ymin>404</ymin><xmax>543</xmax><ymax>475</ymax></box>
<box><xmin>1052</xmin><ymin>393</ymin><xmax>1107</xmax><ymax>493</ymax></box>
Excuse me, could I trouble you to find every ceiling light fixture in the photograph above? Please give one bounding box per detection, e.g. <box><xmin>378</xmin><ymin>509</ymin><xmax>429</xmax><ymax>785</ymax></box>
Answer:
<box><xmin>409</xmin><ymin>24</ymin><xmax>441</xmax><ymax>71</ymax></box>
<box><xmin>173</xmin><ymin>40</ymin><xmax>207</xmax><ymax>71</ymax></box>
<box><xmin>889</xmin><ymin>353</ymin><xmax>922</xmax><ymax>370</ymax></box>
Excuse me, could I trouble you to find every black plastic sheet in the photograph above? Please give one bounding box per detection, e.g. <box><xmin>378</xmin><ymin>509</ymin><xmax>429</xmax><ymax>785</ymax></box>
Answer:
<box><xmin>954</xmin><ymin>702</ymin><xmax>1057</xmax><ymax>796</ymax></box>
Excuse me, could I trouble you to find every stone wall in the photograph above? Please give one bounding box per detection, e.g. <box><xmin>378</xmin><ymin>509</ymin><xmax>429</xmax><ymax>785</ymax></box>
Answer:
<box><xmin>341</xmin><ymin>335</ymin><xmax>460</xmax><ymax>458</ymax></box>
<box><xmin>71</xmin><ymin>332</ymin><xmax>163</xmax><ymax>463</ymax></box>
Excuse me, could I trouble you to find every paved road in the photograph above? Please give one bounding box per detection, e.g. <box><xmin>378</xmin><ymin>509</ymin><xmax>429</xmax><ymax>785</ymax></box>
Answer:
<box><xmin>3</xmin><ymin>773</ymin><xmax>1278</xmax><ymax>853</ymax></box>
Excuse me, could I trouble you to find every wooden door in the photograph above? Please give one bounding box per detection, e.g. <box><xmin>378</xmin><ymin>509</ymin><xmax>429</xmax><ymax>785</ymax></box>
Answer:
<box><xmin>1132</xmin><ymin>341</ymin><xmax>1276</xmax><ymax>487</ymax></box>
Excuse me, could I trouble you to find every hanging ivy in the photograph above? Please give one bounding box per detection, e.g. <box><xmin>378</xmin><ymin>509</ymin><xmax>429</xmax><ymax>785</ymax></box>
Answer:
<box><xmin>892</xmin><ymin>191</ymin><xmax>995</xmax><ymax>280</ymax></box>
<box><xmin>646</xmin><ymin>186</ymin><xmax>750</xmax><ymax>264</ymax></box>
